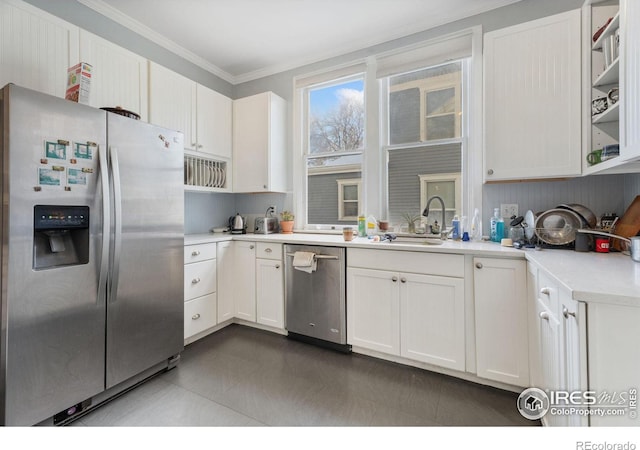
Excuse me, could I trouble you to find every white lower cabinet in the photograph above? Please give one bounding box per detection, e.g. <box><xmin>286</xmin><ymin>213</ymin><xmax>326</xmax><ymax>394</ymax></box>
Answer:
<box><xmin>347</xmin><ymin>267</ymin><xmax>400</xmax><ymax>355</ymax></box>
<box><xmin>217</xmin><ymin>241</ymin><xmax>235</xmax><ymax>323</ymax></box>
<box><xmin>528</xmin><ymin>262</ymin><xmax>588</xmax><ymax>427</ymax></box>
<box><xmin>234</xmin><ymin>241</ymin><xmax>256</xmax><ymax>322</ymax></box>
<box><xmin>400</xmin><ymin>273</ymin><xmax>465</xmax><ymax>371</ymax></box>
<box><xmin>473</xmin><ymin>257</ymin><xmax>529</xmax><ymax>387</ymax></box>
<box><xmin>256</xmin><ymin>258</ymin><xmax>284</xmax><ymax>329</ymax></box>
<box><xmin>183</xmin><ymin>243</ymin><xmax>217</xmax><ymax>341</ymax></box>
<box><xmin>347</xmin><ymin>249</ymin><xmax>465</xmax><ymax>372</ymax></box>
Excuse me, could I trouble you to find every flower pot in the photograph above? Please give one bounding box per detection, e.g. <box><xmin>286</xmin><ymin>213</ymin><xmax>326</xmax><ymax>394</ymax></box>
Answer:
<box><xmin>280</xmin><ymin>220</ymin><xmax>294</xmax><ymax>234</ymax></box>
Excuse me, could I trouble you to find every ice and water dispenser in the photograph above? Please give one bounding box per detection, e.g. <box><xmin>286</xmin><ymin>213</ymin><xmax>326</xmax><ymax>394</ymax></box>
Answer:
<box><xmin>33</xmin><ymin>205</ymin><xmax>90</xmax><ymax>270</ymax></box>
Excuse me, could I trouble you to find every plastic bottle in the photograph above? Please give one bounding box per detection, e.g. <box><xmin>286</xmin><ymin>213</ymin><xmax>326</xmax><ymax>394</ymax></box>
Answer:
<box><xmin>470</xmin><ymin>208</ymin><xmax>481</xmax><ymax>241</ymax></box>
<box><xmin>451</xmin><ymin>215</ymin><xmax>460</xmax><ymax>240</ymax></box>
<box><xmin>366</xmin><ymin>215</ymin><xmax>377</xmax><ymax>236</ymax></box>
<box><xmin>490</xmin><ymin>208</ymin><xmax>505</xmax><ymax>242</ymax></box>
<box><xmin>358</xmin><ymin>215</ymin><xmax>366</xmax><ymax>237</ymax></box>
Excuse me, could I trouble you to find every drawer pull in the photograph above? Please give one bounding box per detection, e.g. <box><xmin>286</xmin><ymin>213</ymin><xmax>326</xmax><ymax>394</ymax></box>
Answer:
<box><xmin>275</xmin><ymin>264</ymin><xmax>280</xmax><ymax>269</ymax></box>
<box><xmin>392</xmin><ymin>276</ymin><xmax>398</xmax><ymax>282</ymax></box>
<box><xmin>250</xmin><ymin>245</ymin><xmax>255</xmax><ymax>250</ymax></box>
<box><xmin>563</xmin><ymin>307</ymin><xmax>576</xmax><ymax>320</ymax></box>
<box><xmin>540</xmin><ymin>287</ymin><xmax>551</xmax><ymax>295</ymax></box>
<box><xmin>191</xmin><ymin>250</ymin><xmax>200</xmax><ymax>256</ymax></box>
<box><xmin>264</xmin><ymin>248</ymin><xmax>272</xmax><ymax>253</ymax></box>
<box><xmin>192</xmin><ymin>313</ymin><xmax>201</xmax><ymax>320</ymax></box>
<box><xmin>191</xmin><ymin>277</ymin><xmax>201</xmax><ymax>284</ymax></box>
<box><xmin>539</xmin><ymin>311</ymin><xmax>549</xmax><ymax>321</ymax></box>
<box><xmin>400</xmin><ymin>277</ymin><xmax>406</xmax><ymax>283</ymax></box>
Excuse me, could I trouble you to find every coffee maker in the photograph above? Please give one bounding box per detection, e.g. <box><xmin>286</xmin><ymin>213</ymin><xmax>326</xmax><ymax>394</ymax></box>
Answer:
<box><xmin>229</xmin><ymin>213</ymin><xmax>247</xmax><ymax>234</ymax></box>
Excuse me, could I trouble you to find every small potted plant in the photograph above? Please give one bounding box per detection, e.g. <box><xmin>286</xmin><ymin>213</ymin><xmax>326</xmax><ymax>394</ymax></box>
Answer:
<box><xmin>280</xmin><ymin>211</ymin><xmax>295</xmax><ymax>234</ymax></box>
<box><xmin>402</xmin><ymin>212</ymin><xmax>420</xmax><ymax>234</ymax></box>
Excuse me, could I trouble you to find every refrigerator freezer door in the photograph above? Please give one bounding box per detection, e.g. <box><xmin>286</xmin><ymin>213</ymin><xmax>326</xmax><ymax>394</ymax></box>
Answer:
<box><xmin>1</xmin><ymin>85</ymin><xmax>106</xmax><ymax>426</ymax></box>
<box><xmin>105</xmin><ymin>113</ymin><xmax>184</xmax><ymax>389</ymax></box>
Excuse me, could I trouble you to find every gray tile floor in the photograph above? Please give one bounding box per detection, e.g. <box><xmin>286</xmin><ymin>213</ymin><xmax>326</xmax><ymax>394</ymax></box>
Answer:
<box><xmin>73</xmin><ymin>324</ymin><xmax>539</xmax><ymax>427</ymax></box>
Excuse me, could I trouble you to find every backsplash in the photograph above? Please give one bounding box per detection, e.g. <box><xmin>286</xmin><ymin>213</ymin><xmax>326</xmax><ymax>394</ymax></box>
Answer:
<box><xmin>483</xmin><ymin>174</ymin><xmax>633</xmax><ymax>231</ymax></box>
<box><xmin>184</xmin><ymin>192</ymin><xmax>236</xmax><ymax>234</ymax></box>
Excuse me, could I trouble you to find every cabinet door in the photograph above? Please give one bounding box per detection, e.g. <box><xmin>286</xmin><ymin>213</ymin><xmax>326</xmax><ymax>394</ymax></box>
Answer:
<box><xmin>400</xmin><ymin>273</ymin><xmax>465</xmax><ymax>371</ymax></box>
<box><xmin>484</xmin><ymin>9</ymin><xmax>581</xmax><ymax>180</ymax></box>
<box><xmin>79</xmin><ymin>30</ymin><xmax>148</xmax><ymax>121</ymax></box>
<box><xmin>347</xmin><ymin>267</ymin><xmax>400</xmax><ymax>355</ymax></box>
<box><xmin>474</xmin><ymin>258</ymin><xmax>529</xmax><ymax>387</ymax></box>
<box><xmin>217</xmin><ymin>241</ymin><xmax>235</xmax><ymax>323</ymax></box>
<box><xmin>560</xmin><ymin>293</ymin><xmax>588</xmax><ymax>426</ymax></box>
<box><xmin>621</xmin><ymin>0</ymin><xmax>640</xmax><ymax>161</ymax></box>
<box><xmin>234</xmin><ymin>241</ymin><xmax>256</xmax><ymax>322</ymax></box>
<box><xmin>0</xmin><ymin>0</ymin><xmax>79</xmax><ymax>98</ymax></box>
<box><xmin>149</xmin><ymin>62</ymin><xmax>196</xmax><ymax>150</ymax></box>
<box><xmin>536</xmin><ymin>297</ymin><xmax>563</xmax><ymax>426</ymax></box>
<box><xmin>197</xmin><ymin>84</ymin><xmax>232</xmax><ymax>159</ymax></box>
<box><xmin>233</xmin><ymin>93</ymin><xmax>269</xmax><ymax>192</ymax></box>
<box><xmin>256</xmin><ymin>258</ymin><xmax>284</xmax><ymax>329</ymax></box>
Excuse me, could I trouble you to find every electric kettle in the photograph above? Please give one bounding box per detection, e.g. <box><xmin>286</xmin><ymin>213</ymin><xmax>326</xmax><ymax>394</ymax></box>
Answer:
<box><xmin>229</xmin><ymin>214</ymin><xmax>247</xmax><ymax>234</ymax></box>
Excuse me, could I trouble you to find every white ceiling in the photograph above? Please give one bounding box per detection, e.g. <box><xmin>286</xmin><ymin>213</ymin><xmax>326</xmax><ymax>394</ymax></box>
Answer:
<box><xmin>79</xmin><ymin>0</ymin><xmax>522</xmax><ymax>84</ymax></box>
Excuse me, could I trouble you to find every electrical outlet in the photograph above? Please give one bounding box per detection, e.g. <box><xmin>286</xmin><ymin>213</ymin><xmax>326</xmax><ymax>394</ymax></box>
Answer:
<box><xmin>500</xmin><ymin>203</ymin><xmax>519</xmax><ymax>218</ymax></box>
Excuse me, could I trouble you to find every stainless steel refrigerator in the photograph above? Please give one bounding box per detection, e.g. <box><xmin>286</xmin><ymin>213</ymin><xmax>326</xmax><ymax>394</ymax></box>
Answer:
<box><xmin>0</xmin><ymin>84</ymin><xmax>184</xmax><ymax>426</ymax></box>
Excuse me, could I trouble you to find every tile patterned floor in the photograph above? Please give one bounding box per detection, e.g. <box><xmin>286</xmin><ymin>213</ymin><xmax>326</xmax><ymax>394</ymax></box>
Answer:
<box><xmin>73</xmin><ymin>324</ymin><xmax>539</xmax><ymax>427</ymax></box>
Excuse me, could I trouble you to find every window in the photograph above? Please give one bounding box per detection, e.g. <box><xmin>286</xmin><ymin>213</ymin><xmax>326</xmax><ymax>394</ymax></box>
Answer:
<box><xmin>385</xmin><ymin>61</ymin><xmax>465</xmax><ymax>231</ymax></box>
<box><xmin>337</xmin><ymin>179</ymin><xmax>362</xmax><ymax>221</ymax></box>
<box><xmin>304</xmin><ymin>76</ymin><xmax>365</xmax><ymax>227</ymax></box>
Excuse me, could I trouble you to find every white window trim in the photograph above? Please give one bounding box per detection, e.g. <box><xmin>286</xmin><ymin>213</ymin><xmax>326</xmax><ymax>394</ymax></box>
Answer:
<box><xmin>419</xmin><ymin>172</ymin><xmax>462</xmax><ymax>216</ymax></box>
<box><xmin>292</xmin><ymin>26</ymin><xmax>482</xmax><ymax>232</ymax></box>
<box><xmin>337</xmin><ymin>178</ymin><xmax>362</xmax><ymax>221</ymax></box>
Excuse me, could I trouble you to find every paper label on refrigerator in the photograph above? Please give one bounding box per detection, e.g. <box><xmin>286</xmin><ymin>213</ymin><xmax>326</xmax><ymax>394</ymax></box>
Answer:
<box><xmin>73</xmin><ymin>142</ymin><xmax>94</xmax><ymax>160</ymax></box>
<box><xmin>67</xmin><ymin>168</ymin><xmax>87</xmax><ymax>185</ymax></box>
<box><xmin>44</xmin><ymin>141</ymin><xmax>68</xmax><ymax>160</ymax></box>
<box><xmin>38</xmin><ymin>168</ymin><xmax>62</xmax><ymax>186</ymax></box>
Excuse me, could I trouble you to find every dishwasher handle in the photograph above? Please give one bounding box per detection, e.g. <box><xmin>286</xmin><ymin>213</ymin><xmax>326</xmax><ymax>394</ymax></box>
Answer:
<box><xmin>286</xmin><ymin>253</ymin><xmax>339</xmax><ymax>260</ymax></box>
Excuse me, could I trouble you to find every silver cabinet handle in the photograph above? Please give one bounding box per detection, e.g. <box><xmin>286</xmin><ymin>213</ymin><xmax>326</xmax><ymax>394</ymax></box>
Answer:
<box><xmin>275</xmin><ymin>264</ymin><xmax>280</xmax><ymax>269</ymax></box>
<box><xmin>487</xmin><ymin>169</ymin><xmax>494</xmax><ymax>175</ymax></box>
<box><xmin>192</xmin><ymin>313</ymin><xmax>201</xmax><ymax>320</ymax></box>
<box><xmin>400</xmin><ymin>277</ymin><xmax>407</xmax><ymax>283</ymax></box>
<box><xmin>539</xmin><ymin>311</ymin><xmax>549</xmax><ymax>321</ymax></box>
<box><xmin>540</xmin><ymin>287</ymin><xmax>551</xmax><ymax>295</ymax></box>
<box><xmin>475</xmin><ymin>262</ymin><xmax>483</xmax><ymax>269</ymax></box>
<box><xmin>265</xmin><ymin>248</ymin><xmax>272</xmax><ymax>253</ymax></box>
<box><xmin>250</xmin><ymin>245</ymin><xmax>255</xmax><ymax>250</ymax></box>
<box><xmin>263</xmin><ymin>185</ymin><xmax>267</xmax><ymax>189</ymax></box>
<box><xmin>191</xmin><ymin>250</ymin><xmax>200</xmax><ymax>256</ymax></box>
<box><xmin>392</xmin><ymin>276</ymin><xmax>398</xmax><ymax>282</ymax></box>
<box><xmin>198</xmin><ymin>144</ymin><xmax>203</xmax><ymax>149</ymax></box>
<box><xmin>191</xmin><ymin>277</ymin><xmax>201</xmax><ymax>284</ymax></box>
<box><xmin>563</xmin><ymin>307</ymin><xmax>576</xmax><ymax>319</ymax></box>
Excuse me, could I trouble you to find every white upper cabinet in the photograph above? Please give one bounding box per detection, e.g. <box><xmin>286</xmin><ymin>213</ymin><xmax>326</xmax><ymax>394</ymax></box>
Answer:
<box><xmin>149</xmin><ymin>61</ymin><xmax>196</xmax><ymax>147</ymax></box>
<box><xmin>233</xmin><ymin>92</ymin><xmax>287</xmax><ymax>193</ymax></box>
<box><xmin>149</xmin><ymin>61</ymin><xmax>232</xmax><ymax>160</ymax></box>
<box><xmin>484</xmin><ymin>9</ymin><xmax>582</xmax><ymax>181</ymax></box>
<box><xmin>620</xmin><ymin>0</ymin><xmax>640</xmax><ymax>162</ymax></box>
<box><xmin>197</xmin><ymin>84</ymin><xmax>232</xmax><ymax>159</ymax></box>
<box><xmin>0</xmin><ymin>0</ymin><xmax>79</xmax><ymax>98</ymax></box>
<box><xmin>79</xmin><ymin>30</ymin><xmax>148</xmax><ymax>121</ymax></box>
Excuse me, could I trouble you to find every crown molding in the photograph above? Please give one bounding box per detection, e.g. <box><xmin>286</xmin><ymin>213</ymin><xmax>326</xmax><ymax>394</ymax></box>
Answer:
<box><xmin>77</xmin><ymin>0</ymin><xmax>236</xmax><ymax>84</ymax></box>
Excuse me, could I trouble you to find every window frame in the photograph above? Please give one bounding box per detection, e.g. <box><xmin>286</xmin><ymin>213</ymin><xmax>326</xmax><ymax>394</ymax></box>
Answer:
<box><xmin>419</xmin><ymin>172</ymin><xmax>462</xmax><ymax>221</ymax></box>
<box><xmin>337</xmin><ymin>178</ymin><xmax>362</xmax><ymax>221</ymax></box>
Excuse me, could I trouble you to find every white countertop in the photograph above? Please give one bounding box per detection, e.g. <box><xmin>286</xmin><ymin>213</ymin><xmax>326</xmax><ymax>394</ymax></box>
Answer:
<box><xmin>184</xmin><ymin>231</ymin><xmax>640</xmax><ymax>307</ymax></box>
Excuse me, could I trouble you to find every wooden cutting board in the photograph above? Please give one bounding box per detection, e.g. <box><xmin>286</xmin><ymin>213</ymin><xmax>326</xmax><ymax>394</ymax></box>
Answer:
<box><xmin>613</xmin><ymin>195</ymin><xmax>640</xmax><ymax>250</ymax></box>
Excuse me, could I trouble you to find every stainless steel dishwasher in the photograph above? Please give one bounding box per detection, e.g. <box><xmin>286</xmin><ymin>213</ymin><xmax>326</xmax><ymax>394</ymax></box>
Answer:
<box><xmin>284</xmin><ymin>244</ymin><xmax>350</xmax><ymax>352</ymax></box>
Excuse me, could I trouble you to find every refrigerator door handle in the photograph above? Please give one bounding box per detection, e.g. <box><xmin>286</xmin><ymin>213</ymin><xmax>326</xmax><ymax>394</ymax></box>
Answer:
<box><xmin>109</xmin><ymin>146</ymin><xmax>122</xmax><ymax>302</ymax></box>
<box><xmin>98</xmin><ymin>144</ymin><xmax>110</xmax><ymax>304</ymax></box>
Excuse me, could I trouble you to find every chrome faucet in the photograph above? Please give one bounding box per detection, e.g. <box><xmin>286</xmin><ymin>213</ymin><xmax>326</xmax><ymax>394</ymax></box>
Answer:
<box><xmin>422</xmin><ymin>195</ymin><xmax>450</xmax><ymax>240</ymax></box>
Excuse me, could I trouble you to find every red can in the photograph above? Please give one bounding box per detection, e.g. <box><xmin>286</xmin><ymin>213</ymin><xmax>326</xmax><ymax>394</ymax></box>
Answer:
<box><xmin>595</xmin><ymin>237</ymin><xmax>610</xmax><ymax>253</ymax></box>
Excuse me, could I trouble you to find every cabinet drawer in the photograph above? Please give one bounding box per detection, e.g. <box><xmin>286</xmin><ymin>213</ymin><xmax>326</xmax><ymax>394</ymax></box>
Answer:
<box><xmin>256</xmin><ymin>242</ymin><xmax>282</xmax><ymax>260</ymax></box>
<box><xmin>184</xmin><ymin>293</ymin><xmax>217</xmax><ymax>339</ymax></box>
<box><xmin>348</xmin><ymin>248</ymin><xmax>464</xmax><ymax>278</ymax></box>
<box><xmin>184</xmin><ymin>243</ymin><xmax>217</xmax><ymax>264</ymax></box>
<box><xmin>184</xmin><ymin>259</ymin><xmax>217</xmax><ymax>301</ymax></box>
